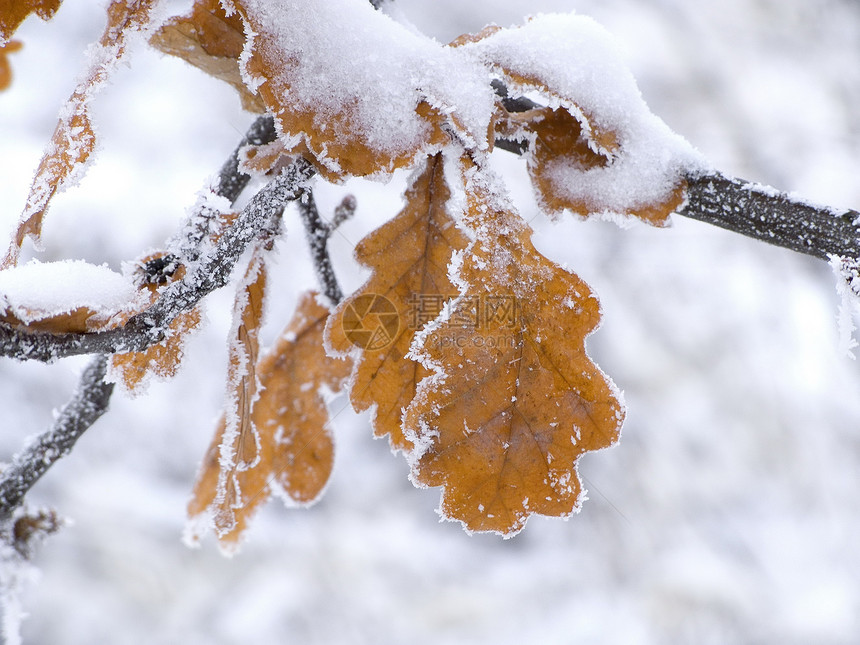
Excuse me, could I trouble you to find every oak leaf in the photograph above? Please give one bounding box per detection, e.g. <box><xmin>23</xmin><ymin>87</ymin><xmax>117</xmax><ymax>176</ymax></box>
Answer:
<box><xmin>2</xmin><ymin>0</ymin><xmax>160</xmax><ymax>268</ymax></box>
<box><xmin>231</xmin><ymin>0</ymin><xmax>494</xmax><ymax>181</ymax></box>
<box><xmin>0</xmin><ymin>259</ymin><xmax>141</xmax><ymax>333</ymax></box>
<box><xmin>188</xmin><ymin>291</ymin><xmax>351</xmax><ymax>550</ymax></box>
<box><xmin>149</xmin><ymin>0</ymin><xmax>264</xmax><ymax>113</ymax></box>
<box><xmin>326</xmin><ymin>154</ymin><xmax>469</xmax><ymax>452</ymax></box>
<box><xmin>0</xmin><ymin>0</ymin><xmax>61</xmax><ymax>43</ymax></box>
<box><xmin>460</xmin><ymin>14</ymin><xmax>692</xmax><ymax>225</ymax></box>
<box><xmin>403</xmin><ymin>158</ymin><xmax>624</xmax><ymax>536</ymax></box>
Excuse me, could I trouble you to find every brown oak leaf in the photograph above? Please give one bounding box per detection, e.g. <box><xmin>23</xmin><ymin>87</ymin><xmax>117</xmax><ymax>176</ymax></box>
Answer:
<box><xmin>0</xmin><ymin>0</ymin><xmax>61</xmax><ymax>43</ymax></box>
<box><xmin>149</xmin><ymin>0</ymin><xmax>264</xmax><ymax>113</ymax></box>
<box><xmin>326</xmin><ymin>154</ymin><xmax>469</xmax><ymax>452</ymax></box>
<box><xmin>109</xmin><ymin>253</ymin><xmax>202</xmax><ymax>394</ymax></box>
<box><xmin>188</xmin><ymin>291</ymin><xmax>351</xmax><ymax>551</ymax></box>
<box><xmin>232</xmin><ymin>0</ymin><xmax>459</xmax><ymax>181</ymax></box>
<box><xmin>403</xmin><ymin>158</ymin><xmax>624</xmax><ymax>536</ymax></box>
<box><xmin>459</xmin><ymin>15</ymin><xmax>688</xmax><ymax>225</ymax></box>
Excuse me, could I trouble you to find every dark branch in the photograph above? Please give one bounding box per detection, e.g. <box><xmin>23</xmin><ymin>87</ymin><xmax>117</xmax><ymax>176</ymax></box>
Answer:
<box><xmin>296</xmin><ymin>189</ymin><xmax>351</xmax><ymax>305</ymax></box>
<box><xmin>679</xmin><ymin>172</ymin><xmax>860</xmax><ymax>261</ymax></box>
<box><xmin>0</xmin><ymin>155</ymin><xmax>315</xmax><ymax>362</ymax></box>
<box><xmin>0</xmin><ymin>355</ymin><xmax>114</xmax><ymax>521</ymax></box>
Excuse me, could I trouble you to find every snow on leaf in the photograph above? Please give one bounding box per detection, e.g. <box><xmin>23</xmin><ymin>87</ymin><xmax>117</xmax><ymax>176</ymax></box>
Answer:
<box><xmin>403</xmin><ymin>157</ymin><xmax>624</xmax><ymax>536</ymax></box>
<box><xmin>461</xmin><ymin>13</ymin><xmax>704</xmax><ymax>224</ymax></box>
<box><xmin>2</xmin><ymin>0</ymin><xmax>161</xmax><ymax>268</ymax></box>
<box><xmin>0</xmin><ymin>40</ymin><xmax>22</xmax><ymax>91</ymax></box>
<box><xmin>0</xmin><ymin>0</ymin><xmax>61</xmax><ymax>44</ymax></box>
<box><xmin>187</xmin><ymin>291</ymin><xmax>351</xmax><ymax>551</ymax></box>
<box><xmin>149</xmin><ymin>0</ymin><xmax>264</xmax><ymax>113</ymax></box>
<box><xmin>0</xmin><ymin>259</ymin><xmax>140</xmax><ymax>333</ymax></box>
<box><xmin>232</xmin><ymin>0</ymin><xmax>494</xmax><ymax>180</ymax></box>
<box><xmin>326</xmin><ymin>154</ymin><xmax>469</xmax><ymax>452</ymax></box>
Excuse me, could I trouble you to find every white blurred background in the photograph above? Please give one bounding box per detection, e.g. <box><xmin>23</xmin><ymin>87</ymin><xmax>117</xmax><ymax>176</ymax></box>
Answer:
<box><xmin>3</xmin><ymin>0</ymin><xmax>860</xmax><ymax>643</ymax></box>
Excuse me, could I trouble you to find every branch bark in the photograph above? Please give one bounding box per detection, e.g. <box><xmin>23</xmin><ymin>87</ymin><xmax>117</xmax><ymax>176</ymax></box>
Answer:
<box><xmin>679</xmin><ymin>172</ymin><xmax>860</xmax><ymax>260</ymax></box>
<box><xmin>0</xmin><ymin>143</ymin><xmax>314</xmax><ymax>362</ymax></box>
<box><xmin>297</xmin><ymin>189</ymin><xmax>354</xmax><ymax>305</ymax></box>
<box><xmin>0</xmin><ymin>356</ymin><xmax>113</xmax><ymax>521</ymax></box>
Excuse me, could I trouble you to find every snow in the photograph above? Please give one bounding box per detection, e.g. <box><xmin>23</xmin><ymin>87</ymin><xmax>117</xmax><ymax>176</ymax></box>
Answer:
<box><xmin>0</xmin><ymin>259</ymin><xmax>137</xmax><ymax>323</ymax></box>
<box><xmin>238</xmin><ymin>0</ymin><xmax>496</xmax><ymax>174</ymax></box>
<box><xmin>3</xmin><ymin>0</ymin><xmax>860</xmax><ymax>644</ymax></box>
<box><xmin>463</xmin><ymin>13</ymin><xmax>709</xmax><ymax>217</ymax></box>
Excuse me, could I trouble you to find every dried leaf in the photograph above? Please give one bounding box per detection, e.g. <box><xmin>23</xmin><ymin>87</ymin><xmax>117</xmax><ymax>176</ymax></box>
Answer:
<box><xmin>461</xmin><ymin>15</ymin><xmax>693</xmax><ymax>225</ymax></box>
<box><xmin>149</xmin><ymin>0</ymin><xmax>264</xmax><ymax>113</ymax></box>
<box><xmin>403</xmin><ymin>158</ymin><xmax>624</xmax><ymax>536</ymax></box>
<box><xmin>188</xmin><ymin>291</ymin><xmax>351</xmax><ymax>550</ymax></box>
<box><xmin>2</xmin><ymin>0</ymin><xmax>160</xmax><ymax>268</ymax></box>
<box><xmin>188</xmin><ymin>246</ymin><xmax>267</xmax><ymax>543</ymax></box>
<box><xmin>326</xmin><ymin>154</ymin><xmax>469</xmax><ymax>452</ymax></box>
<box><xmin>0</xmin><ymin>259</ymin><xmax>142</xmax><ymax>333</ymax></box>
<box><xmin>503</xmin><ymin>106</ymin><xmax>688</xmax><ymax>224</ymax></box>
<box><xmin>0</xmin><ymin>39</ymin><xmax>22</xmax><ymax>90</ymax></box>
<box><xmin>109</xmin><ymin>253</ymin><xmax>201</xmax><ymax>394</ymax></box>
<box><xmin>233</xmin><ymin>0</ymin><xmax>453</xmax><ymax>181</ymax></box>
<box><xmin>0</xmin><ymin>0</ymin><xmax>61</xmax><ymax>43</ymax></box>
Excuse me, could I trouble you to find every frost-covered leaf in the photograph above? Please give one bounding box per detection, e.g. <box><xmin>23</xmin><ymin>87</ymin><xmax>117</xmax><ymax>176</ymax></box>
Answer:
<box><xmin>403</xmin><ymin>158</ymin><xmax>624</xmax><ymax>536</ymax></box>
<box><xmin>327</xmin><ymin>154</ymin><xmax>469</xmax><ymax>452</ymax></box>
<box><xmin>187</xmin><ymin>246</ymin><xmax>267</xmax><ymax>542</ymax></box>
<box><xmin>460</xmin><ymin>14</ymin><xmax>703</xmax><ymax>224</ymax></box>
<box><xmin>232</xmin><ymin>0</ymin><xmax>494</xmax><ymax>180</ymax></box>
<box><xmin>2</xmin><ymin>0</ymin><xmax>161</xmax><ymax>267</ymax></box>
<box><xmin>149</xmin><ymin>0</ymin><xmax>264</xmax><ymax>113</ymax></box>
<box><xmin>0</xmin><ymin>0</ymin><xmax>61</xmax><ymax>44</ymax></box>
<box><xmin>188</xmin><ymin>291</ymin><xmax>351</xmax><ymax>551</ymax></box>
<box><xmin>0</xmin><ymin>40</ymin><xmax>22</xmax><ymax>90</ymax></box>
<box><xmin>0</xmin><ymin>259</ymin><xmax>139</xmax><ymax>333</ymax></box>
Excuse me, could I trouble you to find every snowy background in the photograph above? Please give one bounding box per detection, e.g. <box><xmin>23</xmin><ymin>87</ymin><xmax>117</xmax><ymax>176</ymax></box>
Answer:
<box><xmin>3</xmin><ymin>0</ymin><xmax>860</xmax><ymax>643</ymax></box>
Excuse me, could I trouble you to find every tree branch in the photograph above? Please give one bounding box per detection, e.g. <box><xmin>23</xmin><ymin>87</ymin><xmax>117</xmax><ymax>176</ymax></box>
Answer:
<box><xmin>679</xmin><ymin>172</ymin><xmax>860</xmax><ymax>260</ymax></box>
<box><xmin>0</xmin><ymin>153</ymin><xmax>314</xmax><ymax>362</ymax></box>
<box><xmin>0</xmin><ymin>355</ymin><xmax>114</xmax><ymax>521</ymax></box>
<box><xmin>296</xmin><ymin>189</ymin><xmax>353</xmax><ymax>305</ymax></box>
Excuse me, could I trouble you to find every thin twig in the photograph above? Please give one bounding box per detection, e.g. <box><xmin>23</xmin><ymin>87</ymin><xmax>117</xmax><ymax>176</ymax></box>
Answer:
<box><xmin>170</xmin><ymin>116</ymin><xmax>277</xmax><ymax>265</ymax></box>
<box><xmin>0</xmin><ymin>356</ymin><xmax>114</xmax><ymax>521</ymax></box>
<box><xmin>296</xmin><ymin>189</ymin><xmax>348</xmax><ymax>305</ymax></box>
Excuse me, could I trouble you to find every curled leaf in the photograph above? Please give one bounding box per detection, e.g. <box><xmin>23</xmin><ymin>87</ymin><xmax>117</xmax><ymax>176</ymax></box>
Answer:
<box><xmin>2</xmin><ymin>0</ymin><xmax>161</xmax><ymax>267</ymax></box>
<box><xmin>461</xmin><ymin>14</ymin><xmax>702</xmax><ymax>224</ymax></box>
